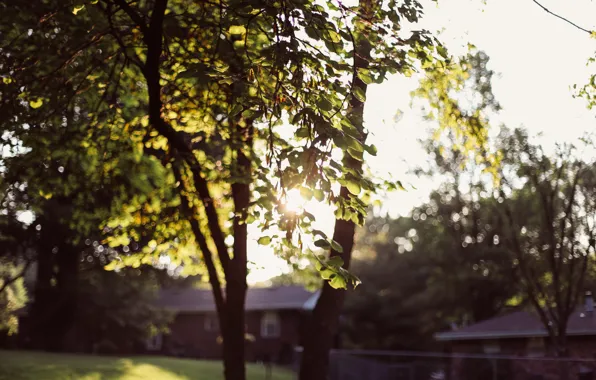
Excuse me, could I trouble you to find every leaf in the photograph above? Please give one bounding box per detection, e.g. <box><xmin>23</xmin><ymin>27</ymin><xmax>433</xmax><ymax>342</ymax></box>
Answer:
<box><xmin>300</xmin><ymin>186</ymin><xmax>313</xmax><ymax>200</ymax></box>
<box><xmin>347</xmin><ymin>148</ymin><xmax>364</xmax><ymax>161</ymax></box>
<box><xmin>303</xmin><ymin>211</ymin><xmax>316</xmax><ymax>221</ymax></box>
<box><xmin>257</xmin><ymin>236</ymin><xmax>271</xmax><ymax>245</ymax></box>
<box><xmin>314</xmin><ymin>239</ymin><xmax>331</xmax><ymax>249</ymax></box>
<box><xmin>437</xmin><ymin>45</ymin><xmax>448</xmax><ymax>59</ymax></box>
<box><xmin>228</xmin><ymin>25</ymin><xmax>246</xmax><ymax>36</ymax></box>
<box><xmin>313</xmin><ymin>229</ymin><xmax>328</xmax><ymax>239</ymax></box>
<box><xmin>329</xmin><ymin>275</ymin><xmax>347</xmax><ymax>289</ymax></box>
<box><xmin>348</xmin><ymin>137</ymin><xmax>364</xmax><ymax>152</ymax></box>
<box><xmin>317</xmin><ymin>98</ymin><xmax>333</xmax><ymax>112</ymax></box>
<box><xmin>346</xmin><ymin>181</ymin><xmax>361</xmax><ymax>195</ymax></box>
<box><xmin>330</xmin><ymin>240</ymin><xmax>344</xmax><ymax>253</ymax></box>
<box><xmin>327</xmin><ymin>255</ymin><xmax>344</xmax><ymax>267</ymax></box>
<box><xmin>327</xmin><ymin>30</ymin><xmax>341</xmax><ymax>43</ymax></box>
<box><xmin>29</xmin><ymin>98</ymin><xmax>43</xmax><ymax>109</ymax></box>
<box><xmin>72</xmin><ymin>5</ymin><xmax>85</xmax><ymax>14</ymax></box>
<box><xmin>357</xmin><ymin>69</ymin><xmax>373</xmax><ymax>85</ymax></box>
<box><xmin>313</xmin><ymin>189</ymin><xmax>324</xmax><ymax>202</ymax></box>
<box><xmin>305</xmin><ymin>26</ymin><xmax>319</xmax><ymax>41</ymax></box>
<box><xmin>229</xmin><ymin>104</ymin><xmax>243</xmax><ymax>117</ymax></box>
<box><xmin>364</xmin><ymin>144</ymin><xmax>378</xmax><ymax>156</ymax></box>
<box><xmin>353</xmin><ymin>86</ymin><xmax>366</xmax><ymax>102</ymax></box>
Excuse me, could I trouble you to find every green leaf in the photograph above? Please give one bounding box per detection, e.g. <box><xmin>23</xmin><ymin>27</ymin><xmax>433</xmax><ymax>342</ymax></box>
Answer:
<box><xmin>313</xmin><ymin>189</ymin><xmax>324</xmax><ymax>202</ymax></box>
<box><xmin>347</xmin><ymin>148</ymin><xmax>364</xmax><ymax>161</ymax></box>
<box><xmin>314</xmin><ymin>239</ymin><xmax>331</xmax><ymax>249</ymax></box>
<box><xmin>228</xmin><ymin>25</ymin><xmax>246</xmax><ymax>36</ymax></box>
<box><xmin>313</xmin><ymin>229</ymin><xmax>328</xmax><ymax>239</ymax></box>
<box><xmin>357</xmin><ymin>69</ymin><xmax>373</xmax><ymax>85</ymax></box>
<box><xmin>327</xmin><ymin>30</ymin><xmax>341</xmax><ymax>43</ymax></box>
<box><xmin>327</xmin><ymin>255</ymin><xmax>344</xmax><ymax>267</ymax></box>
<box><xmin>353</xmin><ymin>86</ymin><xmax>366</xmax><ymax>102</ymax></box>
<box><xmin>364</xmin><ymin>144</ymin><xmax>378</xmax><ymax>156</ymax></box>
<box><xmin>317</xmin><ymin>98</ymin><xmax>333</xmax><ymax>112</ymax></box>
<box><xmin>300</xmin><ymin>186</ymin><xmax>313</xmax><ymax>200</ymax></box>
<box><xmin>329</xmin><ymin>275</ymin><xmax>347</xmax><ymax>289</ymax></box>
<box><xmin>348</xmin><ymin>137</ymin><xmax>364</xmax><ymax>152</ymax></box>
<box><xmin>257</xmin><ymin>236</ymin><xmax>271</xmax><ymax>245</ymax></box>
<box><xmin>437</xmin><ymin>45</ymin><xmax>448</xmax><ymax>59</ymax></box>
<box><xmin>305</xmin><ymin>26</ymin><xmax>319</xmax><ymax>41</ymax></box>
<box><xmin>330</xmin><ymin>240</ymin><xmax>344</xmax><ymax>253</ymax></box>
<box><xmin>229</xmin><ymin>104</ymin><xmax>243</xmax><ymax>117</ymax></box>
<box><xmin>346</xmin><ymin>181</ymin><xmax>361</xmax><ymax>195</ymax></box>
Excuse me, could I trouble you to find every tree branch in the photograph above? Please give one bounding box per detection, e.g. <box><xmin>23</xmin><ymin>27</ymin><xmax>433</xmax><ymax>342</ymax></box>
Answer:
<box><xmin>172</xmin><ymin>163</ymin><xmax>226</xmax><ymax>317</ymax></box>
<box><xmin>0</xmin><ymin>259</ymin><xmax>32</xmax><ymax>295</ymax></box>
<box><xmin>532</xmin><ymin>0</ymin><xmax>593</xmax><ymax>34</ymax></box>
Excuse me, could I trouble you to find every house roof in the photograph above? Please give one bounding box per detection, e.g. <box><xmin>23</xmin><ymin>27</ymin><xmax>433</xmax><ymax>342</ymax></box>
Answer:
<box><xmin>436</xmin><ymin>309</ymin><xmax>596</xmax><ymax>341</ymax></box>
<box><xmin>157</xmin><ymin>285</ymin><xmax>320</xmax><ymax>313</ymax></box>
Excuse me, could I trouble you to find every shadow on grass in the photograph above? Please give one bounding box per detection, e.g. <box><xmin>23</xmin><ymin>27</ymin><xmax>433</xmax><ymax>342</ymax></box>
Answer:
<box><xmin>0</xmin><ymin>350</ymin><xmax>295</xmax><ymax>380</ymax></box>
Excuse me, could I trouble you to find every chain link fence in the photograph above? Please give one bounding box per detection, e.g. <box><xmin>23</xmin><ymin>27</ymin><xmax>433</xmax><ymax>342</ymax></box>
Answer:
<box><xmin>293</xmin><ymin>348</ymin><xmax>596</xmax><ymax>380</ymax></box>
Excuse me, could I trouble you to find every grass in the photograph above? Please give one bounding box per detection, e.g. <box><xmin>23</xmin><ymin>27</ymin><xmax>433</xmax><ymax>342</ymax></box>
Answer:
<box><xmin>0</xmin><ymin>350</ymin><xmax>295</xmax><ymax>380</ymax></box>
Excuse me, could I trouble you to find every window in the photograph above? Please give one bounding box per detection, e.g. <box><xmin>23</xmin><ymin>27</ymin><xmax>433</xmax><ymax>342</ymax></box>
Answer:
<box><xmin>527</xmin><ymin>337</ymin><xmax>545</xmax><ymax>357</ymax></box>
<box><xmin>204</xmin><ymin>314</ymin><xmax>218</xmax><ymax>332</ymax></box>
<box><xmin>482</xmin><ymin>340</ymin><xmax>500</xmax><ymax>354</ymax></box>
<box><xmin>260</xmin><ymin>312</ymin><xmax>281</xmax><ymax>338</ymax></box>
<box><xmin>146</xmin><ymin>333</ymin><xmax>163</xmax><ymax>351</ymax></box>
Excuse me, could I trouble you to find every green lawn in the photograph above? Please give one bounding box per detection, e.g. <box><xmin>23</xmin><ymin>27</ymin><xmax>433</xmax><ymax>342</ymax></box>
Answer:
<box><xmin>0</xmin><ymin>350</ymin><xmax>294</xmax><ymax>380</ymax></box>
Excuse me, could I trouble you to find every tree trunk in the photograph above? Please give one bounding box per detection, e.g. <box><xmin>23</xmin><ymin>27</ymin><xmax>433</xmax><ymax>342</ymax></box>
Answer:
<box><xmin>299</xmin><ymin>209</ymin><xmax>356</xmax><ymax>380</ymax></box>
<box><xmin>52</xmin><ymin>241</ymin><xmax>79</xmax><ymax>351</ymax></box>
<box><xmin>222</xmin><ymin>278</ymin><xmax>247</xmax><ymax>380</ymax></box>
<box><xmin>30</xmin><ymin>230</ymin><xmax>55</xmax><ymax>350</ymax></box>
<box><xmin>29</xmin><ymin>199</ymin><xmax>79</xmax><ymax>351</ymax></box>
<box><xmin>299</xmin><ymin>2</ymin><xmax>374</xmax><ymax>378</ymax></box>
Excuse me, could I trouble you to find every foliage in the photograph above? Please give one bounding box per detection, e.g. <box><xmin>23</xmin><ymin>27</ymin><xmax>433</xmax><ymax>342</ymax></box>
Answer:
<box><xmin>343</xmin><ymin>188</ymin><xmax>519</xmax><ymax>350</ymax></box>
<box><xmin>0</xmin><ymin>350</ymin><xmax>295</xmax><ymax>380</ymax></box>
<box><xmin>0</xmin><ymin>259</ymin><xmax>28</xmax><ymax>336</ymax></box>
<box><xmin>0</xmin><ymin>0</ymin><xmax>440</xmax><ymax>288</ymax></box>
<box><xmin>71</xmin><ymin>263</ymin><xmax>173</xmax><ymax>354</ymax></box>
<box><xmin>496</xmin><ymin>128</ymin><xmax>596</xmax><ymax>355</ymax></box>
<box><xmin>0</xmin><ymin>1</ymin><xmax>444</xmax><ymax>376</ymax></box>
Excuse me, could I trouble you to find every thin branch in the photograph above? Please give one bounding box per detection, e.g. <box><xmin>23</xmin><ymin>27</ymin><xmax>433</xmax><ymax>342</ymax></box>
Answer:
<box><xmin>0</xmin><ymin>259</ymin><xmax>32</xmax><ymax>295</ymax></box>
<box><xmin>532</xmin><ymin>0</ymin><xmax>593</xmax><ymax>34</ymax></box>
<box><xmin>172</xmin><ymin>162</ymin><xmax>226</xmax><ymax>318</ymax></box>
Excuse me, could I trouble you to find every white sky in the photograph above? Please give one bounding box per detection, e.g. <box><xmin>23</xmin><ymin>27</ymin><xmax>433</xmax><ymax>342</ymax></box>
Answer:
<box><xmin>246</xmin><ymin>0</ymin><xmax>596</xmax><ymax>284</ymax></box>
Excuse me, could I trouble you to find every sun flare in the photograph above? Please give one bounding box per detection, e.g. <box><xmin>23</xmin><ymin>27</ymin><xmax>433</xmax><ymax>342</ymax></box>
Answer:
<box><xmin>282</xmin><ymin>188</ymin><xmax>306</xmax><ymax>213</ymax></box>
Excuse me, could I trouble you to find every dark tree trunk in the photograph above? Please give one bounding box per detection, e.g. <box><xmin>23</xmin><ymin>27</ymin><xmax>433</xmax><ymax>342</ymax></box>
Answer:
<box><xmin>299</xmin><ymin>208</ymin><xmax>356</xmax><ymax>380</ymax></box>
<box><xmin>30</xmin><ymin>228</ymin><xmax>55</xmax><ymax>350</ymax></box>
<box><xmin>221</xmin><ymin>120</ymin><xmax>251</xmax><ymax>380</ymax></box>
<box><xmin>222</xmin><ymin>277</ymin><xmax>247</xmax><ymax>380</ymax></box>
<box><xmin>299</xmin><ymin>1</ymin><xmax>374</xmax><ymax>378</ymax></box>
<box><xmin>29</xmin><ymin>199</ymin><xmax>79</xmax><ymax>351</ymax></box>
<box><xmin>52</xmin><ymin>241</ymin><xmax>79</xmax><ymax>351</ymax></box>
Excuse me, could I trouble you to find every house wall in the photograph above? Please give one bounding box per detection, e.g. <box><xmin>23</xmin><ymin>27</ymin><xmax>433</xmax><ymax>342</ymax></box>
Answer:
<box><xmin>449</xmin><ymin>337</ymin><xmax>596</xmax><ymax>380</ymax></box>
<box><xmin>159</xmin><ymin>309</ymin><xmax>305</xmax><ymax>364</ymax></box>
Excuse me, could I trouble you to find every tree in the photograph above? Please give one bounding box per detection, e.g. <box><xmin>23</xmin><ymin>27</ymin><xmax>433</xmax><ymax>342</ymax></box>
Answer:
<box><xmin>71</xmin><ymin>263</ymin><xmax>173</xmax><ymax>354</ymax></box>
<box><xmin>1</xmin><ymin>1</ymin><xmax>439</xmax><ymax>378</ymax></box>
<box><xmin>0</xmin><ymin>259</ymin><xmax>28</xmax><ymax>336</ymax></box>
<box><xmin>342</xmin><ymin>185</ymin><xmax>519</xmax><ymax>351</ymax></box>
<box><xmin>497</xmin><ymin>129</ymin><xmax>596</xmax><ymax>366</ymax></box>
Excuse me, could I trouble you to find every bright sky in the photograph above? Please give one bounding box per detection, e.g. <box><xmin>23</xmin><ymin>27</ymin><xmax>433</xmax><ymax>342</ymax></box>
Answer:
<box><xmin>246</xmin><ymin>0</ymin><xmax>596</xmax><ymax>284</ymax></box>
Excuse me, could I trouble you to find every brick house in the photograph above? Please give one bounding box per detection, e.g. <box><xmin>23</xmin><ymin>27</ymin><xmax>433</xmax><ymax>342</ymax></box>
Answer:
<box><xmin>436</xmin><ymin>296</ymin><xmax>596</xmax><ymax>380</ymax></box>
<box><xmin>147</xmin><ymin>285</ymin><xmax>319</xmax><ymax>364</ymax></box>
